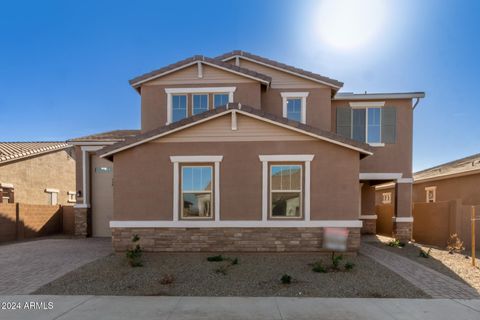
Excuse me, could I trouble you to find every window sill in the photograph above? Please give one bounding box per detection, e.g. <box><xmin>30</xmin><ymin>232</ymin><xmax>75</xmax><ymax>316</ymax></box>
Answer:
<box><xmin>368</xmin><ymin>143</ymin><xmax>385</xmax><ymax>147</ymax></box>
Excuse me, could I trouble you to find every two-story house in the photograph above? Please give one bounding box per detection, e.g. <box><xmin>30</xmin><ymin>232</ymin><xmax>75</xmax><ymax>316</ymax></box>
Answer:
<box><xmin>68</xmin><ymin>51</ymin><xmax>424</xmax><ymax>252</ymax></box>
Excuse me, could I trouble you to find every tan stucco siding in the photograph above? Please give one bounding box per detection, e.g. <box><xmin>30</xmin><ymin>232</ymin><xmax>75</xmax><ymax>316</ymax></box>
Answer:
<box><xmin>140</xmin><ymin>82</ymin><xmax>261</xmax><ymax>132</ymax></box>
<box><xmin>113</xmin><ymin>140</ymin><xmax>359</xmax><ymax>221</ymax></box>
<box><xmin>261</xmin><ymin>87</ymin><xmax>332</xmax><ymax>131</ymax></box>
<box><xmin>332</xmin><ymin>99</ymin><xmax>413</xmax><ymax>177</ymax></box>
<box><xmin>413</xmin><ymin>174</ymin><xmax>480</xmax><ymax>205</ymax></box>
<box><xmin>0</xmin><ymin>149</ymin><xmax>76</xmax><ymax>205</ymax></box>
<box><xmin>156</xmin><ymin>113</ymin><xmax>316</xmax><ymax>143</ymax></box>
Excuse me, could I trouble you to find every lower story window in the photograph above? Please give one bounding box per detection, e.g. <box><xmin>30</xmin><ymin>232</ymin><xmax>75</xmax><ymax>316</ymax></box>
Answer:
<box><xmin>270</xmin><ymin>164</ymin><xmax>302</xmax><ymax>218</ymax></box>
<box><xmin>181</xmin><ymin>165</ymin><xmax>213</xmax><ymax>219</ymax></box>
<box><xmin>45</xmin><ymin>188</ymin><xmax>59</xmax><ymax>205</ymax></box>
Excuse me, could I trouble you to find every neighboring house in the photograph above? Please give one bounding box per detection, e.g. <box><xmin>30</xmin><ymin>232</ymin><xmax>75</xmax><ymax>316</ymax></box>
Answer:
<box><xmin>0</xmin><ymin>142</ymin><xmax>76</xmax><ymax>205</ymax></box>
<box><xmin>69</xmin><ymin>50</ymin><xmax>424</xmax><ymax>251</ymax></box>
<box><xmin>376</xmin><ymin>153</ymin><xmax>480</xmax><ymax>206</ymax></box>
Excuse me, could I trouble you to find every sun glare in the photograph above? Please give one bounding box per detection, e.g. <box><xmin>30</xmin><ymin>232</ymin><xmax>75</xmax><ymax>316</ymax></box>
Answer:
<box><xmin>314</xmin><ymin>0</ymin><xmax>389</xmax><ymax>50</ymax></box>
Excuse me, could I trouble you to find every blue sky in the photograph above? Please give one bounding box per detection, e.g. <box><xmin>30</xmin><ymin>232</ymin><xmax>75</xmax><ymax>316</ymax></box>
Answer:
<box><xmin>0</xmin><ymin>0</ymin><xmax>479</xmax><ymax>171</ymax></box>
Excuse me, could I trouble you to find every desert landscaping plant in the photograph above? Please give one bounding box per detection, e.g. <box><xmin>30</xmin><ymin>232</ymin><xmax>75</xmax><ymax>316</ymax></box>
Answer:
<box><xmin>281</xmin><ymin>274</ymin><xmax>292</xmax><ymax>284</ymax></box>
<box><xmin>312</xmin><ymin>261</ymin><xmax>327</xmax><ymax>273</ymax></box>
<box><xmin>344</xmin><ymin>261</ymin><xmax>355</xmax><ymax>271</ymax></box>
<box><xmin>207</xmin><ymin>254</ymin><xmax>225</xmax><ymax>262</ymax></box>
<box><xmin>419</xmin><ymin>248</ymin><xmax>432</xmax><ymax>258</ymax></box>
<box><xmin>331</xmin><ymin>253</ymin><xmax>343</xmax><ymax>270</ymax></box>
<box><xmin>160</xmin><ymin>274</ymin><xmax>175</xmax><ymax>285</ymax></box>
<box><xmin>125</xmin><ymin>234</ymin><xmax>143</xmax><ymax>267</ymax></box>
<box><xmin>447</xmin><ymin>234</ymin><xmax>465</xmax><ymax>254</ymax></box>
<box><xmin>387</xmin><ymin>239</ymin><xmax>406</xmax><ymax>248</ymax></box>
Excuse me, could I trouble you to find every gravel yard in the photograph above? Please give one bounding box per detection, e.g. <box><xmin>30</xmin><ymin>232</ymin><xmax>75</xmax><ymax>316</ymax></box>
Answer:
<box><xmin>368</xmin><ymin>236</ymin><xmax>480</xmax><ymax>293</ymax></box>
<box><xmin>34</xmin><ymin>252</ymin><xmax>427</xmax><ymax>298</ymax></box>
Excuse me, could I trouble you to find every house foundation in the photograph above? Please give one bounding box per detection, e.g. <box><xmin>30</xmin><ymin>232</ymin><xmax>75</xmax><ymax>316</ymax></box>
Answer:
<box><xmin>111</xmin><ymin>227</ymin><xmax>361</xmax><ymax>253</ymax></box>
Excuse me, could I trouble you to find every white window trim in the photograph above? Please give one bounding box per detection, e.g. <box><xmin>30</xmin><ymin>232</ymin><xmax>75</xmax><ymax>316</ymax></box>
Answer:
<box><xmin>110</xmin><ymin>220</ymin><xmax>363</xmax><ymax>228</ymax></box>
<box><xmin>259</xmin><ymin>154</ymin><xmax>314</xmax><ymax>221</ymax></box>
<box><xmin>0</xmin><ymin>183</ymin><xmax>14</xmax><ymax>188</ymax></box>
<box><xmin>281</xmin><ymin>92</ymin><xmax>309</xmax><ymax>124</ymax></box>
<box><xmin>425</xmin><ymin>186</ymin><xmax>437</xmax><ymax>203</ymax></box>
<box><xmin>170</xmin><ymin>156</ymin><xmax>223</xmax><ymax>222</ymax></box>
<box><xmin>166</xmin><ymin>87</ymin><xmax>236</xmax><ymax>124</ymax></box>
<box><xmin>45</xmin><ymin>188</ymin><xmax>59</xmax><ymax>193</ymax></box>
<box><xmin>192</xmin><ymin>94</ymin><xmax>209</xmax><ymax>115</ymax></box>
<box><xmin>350</xmin><ymin>106</ymin><xmax>384</xmax><ymax>146</ymax></box>
<box><xmin>270</xmin><ymin>164</ymin><xmax>303</xmax><ymax>219</ymax></box>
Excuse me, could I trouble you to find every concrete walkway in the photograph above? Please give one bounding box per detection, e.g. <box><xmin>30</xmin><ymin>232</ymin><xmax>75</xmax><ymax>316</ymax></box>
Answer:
<box><xmin>360</xmin><ymin>243</ymin><xmax>480</xmax><ymax>299</ymax></box>
<box><xmin>0</xmin><ymin>238</ymin><xmax>112</xmax><ymax>295</ymax></box>
<box><xmin>1</xmin><ymin>296</ymin><xmax>480</xmax><ymax>320</ymax></box>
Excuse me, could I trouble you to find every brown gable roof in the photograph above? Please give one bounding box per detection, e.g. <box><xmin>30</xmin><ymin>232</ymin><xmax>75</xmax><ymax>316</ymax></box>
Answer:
<box><xmin>215</xmin><ymin>50</ymin><xmax>344</xmax><ymax>89</ymax></box>
<box><xmin>68</xmin><ymin>130</ymin><xmax>140</xmax><ymax>143</ymax></box>
<box><xmin>98</xmin><ymin>103</ymin><xmax>372</xmax><ymax>160</ymax></box>
<box><xmin>129</xmin><ymin>55</ymin><xmax>272</xmax><ymax>89</ymax></box>
<box><xmin>0</xmin><ymin>142</ymin><xmax>71</xmax><ymax>165</ymax></box>
<box><xmin>414</xmin><ymin>153</ymin><xmax>480</xmax><ymax>182</ymax></box>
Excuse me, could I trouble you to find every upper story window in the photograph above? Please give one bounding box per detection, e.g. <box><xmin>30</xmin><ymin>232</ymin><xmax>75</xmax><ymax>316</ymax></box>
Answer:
<box><xmin>213</xmin><ymin>94</ymin><xmax>229</xmax><ymax>108</ymax></box>
<box><xmin>165</xmin><ymin>87</ymin><xmax>236</xmax><ymax>124</ymax></box>
<box><xmin>352</xmin><ymin>107</ymin><xmax>381</xmax><ymax>144</ymax></box>
<box><xmin>336</xmin><ymin>102</ymin><xmax>396</xmax><ymax>146</ymax></box>
<box><xmin>192</xmin><ymin>94</ymin><xmax>208</xmax><ymax>115</ymax></box>
<box><xmin>281</xmin><ymin>92</ymin><xmax>309</xmax><ymax>124</ymax></box>
<box><xmin>172</xmin><ymin>95</ymin><xmax>187</xmax><ymax>122</ymax></box>
<box><xmin>270</xmin><ymin>164</ymin><xmax>302</xmax><ymax>218</ymax></box>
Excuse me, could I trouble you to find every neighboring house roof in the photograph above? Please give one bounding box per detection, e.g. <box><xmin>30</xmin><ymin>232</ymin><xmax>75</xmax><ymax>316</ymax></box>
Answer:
<box><xmin>98</xmin><ymin>103</ymin><xmax>372</xmax><ymax>160</ymax></box>
<box><xmin>215</xmin><ymin>50</ymin><xmax>344</xmax><ymax>90</ymax></box>
<box><xmin>414</xmin><ymin>153</ymin><xmax>480</xmax><ymax>183</ymax></box>
<box><xmin>129</xmin><ymin>55</ymin><xmax>272</xmax><ymax>89</ymax></box>
<box><xmin>0</xmin><ymin>142</ymin><xmax>71</xmax><ymax>165</ymax></box>
<box><xmin>334</xmin><ymin>92</ymin><xmax>426</xmax><ymax>100</ymax></box>
<box><xmin>68</xmin><ymin>130</ymin><xmax>140</xmax><ymax>144</ymax></box>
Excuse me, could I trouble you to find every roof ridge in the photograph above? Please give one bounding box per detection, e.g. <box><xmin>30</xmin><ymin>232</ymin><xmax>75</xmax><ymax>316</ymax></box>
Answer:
<box><xmin>128</xmin><ymin>54</ymin><xmax>272</xmax><ymax>87</ymax></box>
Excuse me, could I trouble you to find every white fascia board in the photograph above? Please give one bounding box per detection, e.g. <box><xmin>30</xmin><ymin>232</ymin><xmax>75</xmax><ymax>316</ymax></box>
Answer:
<box><xmin>110</xmin><ymin>220</ymin><xmax>363</xmax><ymax>228</ymax></box>
<box><xmin>259</xmin><ymin>155</ymin><xmax>314</xmax><ymax>162</ymax></box>
<box><xmin>222</xmin><ymin>55</ymin><xmax>342</xmax><ymax>89</ymax></box>
<box><xmin>170</xmin><ymin>156</ymin><xmax>223</xmax><ymax>163</ymax></box>
<box><xmin>165</xmin><ymin>87</ymin><xmax>236</xmax><ymax>94</ymax></box>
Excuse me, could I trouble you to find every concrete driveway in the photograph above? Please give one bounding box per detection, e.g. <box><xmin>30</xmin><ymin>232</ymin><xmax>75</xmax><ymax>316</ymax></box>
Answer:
<box><xmin>0</xmin><ymin>296</ymin><xmax>480</xmax><ymax>320</ymax></box>
<box><xmin>0</xmin><ymin>238</ymin><xmax>112</xmax><ymax>295</ymax></box>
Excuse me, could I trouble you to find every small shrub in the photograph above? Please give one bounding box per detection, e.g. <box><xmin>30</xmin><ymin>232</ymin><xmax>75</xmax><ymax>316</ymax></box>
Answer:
<box><xmin>125</xmin><ymin>234</ymin><xmax>143</xmax><ymax>267</ymax></box>
<box><xmin>447</xmin><ymin>234</ymin><xmax>465</xmax><ymax>254</ymax></box>
<box><xmin>387</xmin><ymin>239</ymin><xmax>405</xmax><ymax>248</ymax></box>
<box><xmin>331</xmin><ymin>253</ymin><xmax>343</xmax><ymax>270</ymax></box>
<box><xmin>344</xmin><ymin>261</ymin><xmax>355</xmax><ymax>271</ymax></box>
<box><xmin>160</xmin><ymin>274</ymin><xmax>175</xmax><ymax>285</ymax></box>
<box><xmin>207</xmin><ymin>254</ymin><xmax>224</xmax><ymax>262</ymax></box>
<box><xmin>419</xmin><ymin>248</ymin><xmax>431</xmax><ymax>258</ymax></box>
<box><xmin>281</xmin><ymin>274</ymin><xmax>292</xmax><ymax>284</ymax></box>
<box><xmin>215</xmin><ymin>265</ymin><xmax>229</xmax><ymax>275</ymax></box>
<box><xmin>230</xmin><ymin>257</ymin><xmax>239</xmax><ymax>265</ymax></box>
<box><xmin>312</xmin><ymin>261</ymin><xmax>327</xmax><ymax>273</ymax></box>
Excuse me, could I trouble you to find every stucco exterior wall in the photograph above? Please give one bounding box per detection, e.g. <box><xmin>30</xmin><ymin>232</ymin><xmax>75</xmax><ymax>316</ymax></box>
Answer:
<box><xmin>0</xmin><ymin>149</ymin><xmax>76</xmax><ymax>205</ymax></box>
<box><xmin>112</xmin><ymin>140</ymin><xmax>360</xmax><ymax>221</ymax></box>
<box><xmin>332</xmin><ymin>99</ymin><xmax>413</xmax><ymax>177</ymax></box>
<box><xmin>413</xmin><ymin>174</ymin><xmax>480</xmax><ymax>205</ymax></box>
<box><xmin>141</xmin><ymin>82</ymin><xmax>261</xmax><ymax>132</ymax></box>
